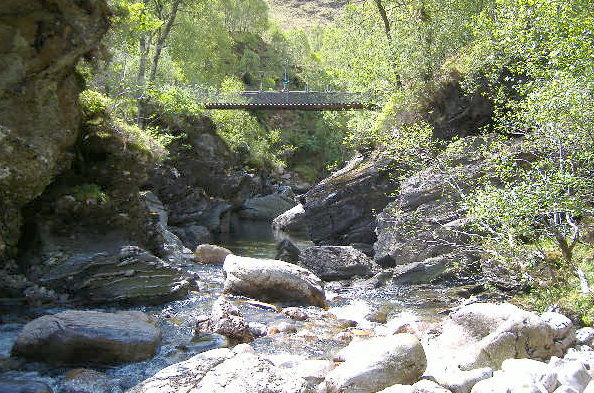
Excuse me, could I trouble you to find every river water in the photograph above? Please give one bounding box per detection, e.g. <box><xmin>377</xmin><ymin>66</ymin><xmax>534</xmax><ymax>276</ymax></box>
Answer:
<box><xmin>0</xmin><ymin>220</ymin><xmax>458</xmax><ymax>392</ymax></box>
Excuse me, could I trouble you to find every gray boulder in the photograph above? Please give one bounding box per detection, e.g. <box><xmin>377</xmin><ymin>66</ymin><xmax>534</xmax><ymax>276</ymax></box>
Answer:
<box><xmin>127</xmin><ymin>345</ymin><xmax>309</xmax><ymax>393</ymax></box>
<box><xmin>326</xmin><ymin>333</ymin><xmax>426</xmax><ymax>393</ymax></box>
<box><xmin>275</xmin><ymin>238</ymin><xmax>301</xmax><ymax>263</ymax></box>
<box><xmin>194</xmin><ymin>244</ymin><xmax>232</xmax><ymax>265</ymax></box>
<box><xmin>223</xmin><ymin>254</ymin><xmax>327</xmax><ymax>308</ymax></box>
<box><xmin>298</xmin><ymin>246</ymin><xmax>376</xmax><ymax>280</ymax></box>
<box><xmin>541</xmin><ymin>312</ymin><xmax>576</xmax><ymax>355</ymax></box>
<box><xmin>432</xmin><ymin>367</ymin><xmax>493</xmax><ymax>393</ymax></box>
<box><xmin>240</xmin><ymin>189</ymin><xmax>297</xmax><ymax>221</ymax></box>
<box><xmin>39</xmin><ymin>245</ymin><xmax>195</xmax><ymax>305</ymax></box>
<box><xmin>12</xmin><ymin>310</ymin><xmax>161</xmax><ymax>365</ymax></box>
<box><xmin>195</xmin><ymin>297</ymin><xmax>254</xmax><ymax>343</ymax></box>
<box><xmin>272</xmin><ymin>204</ymin><xmax>308</xmax><ymax>232</ymax></box>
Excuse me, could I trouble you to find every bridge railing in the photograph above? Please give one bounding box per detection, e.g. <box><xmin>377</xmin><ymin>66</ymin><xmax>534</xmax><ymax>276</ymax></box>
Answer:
<box><xmin>192</xmin><ymin>89</ymin><xmax>376</xmax><ymax>106</ymax></box>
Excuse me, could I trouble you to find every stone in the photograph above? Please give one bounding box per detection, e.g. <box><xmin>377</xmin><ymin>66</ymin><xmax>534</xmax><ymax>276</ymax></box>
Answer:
<box><xmin>450</xmin><ymin>303</ymin><xmax>556</xmax><ymax>370</ymax></box>
<box><xmin>0</xmin><ymin>380</ymin><xmax>53</xmax><ymax>393</ymax></box>
<box><xmin>248</xmin><ymin>322</ymin><xmax>268</xmax><ymax>338</ymax></box>
<box><xmin>412</xmin><ymin>380</ymin><xmax>452</xmax><ymax>393</ymax></box>
<box><xmin>542</xmin><ymin>312</ymin><xmax>576</xmax><ymax>354</ymax></box>
<box><xmin>276</xmin><ymin>238</ymin><xmax>302</xmax><ymax>263</ymax></box>
<box><xmin>470</xmin><ymin>375</ymin><xmax>542</xmax><ymax>393</ymax></box>
<box><xmin>170</xmin><ymin>225</ymin><xmax>212</xmax><ymax>250</ymax></box>
<box><xmin>63</xmin><ymin>368</ymin><xmax>122</xmax><ymax>393</ymax></box>
<box><xmin>38</xmin><ymin>245</ymin><xmax>194</xmax><ymax>305</ymax></box>
<box><xmin>584</xmin><ymin>381</ymin><xmax>594</xmax><ymax>393</ymax></box>
<box><xmin>223</xmin><ymin>254</ymin><xmax>327</xmax><ymax>308</ymax></box>
<box><xmin>194</xmin><ymin>244</ymin><xmax>232</xmax><ymax>265</ymax></box>
<box><xmin>11</xmin><ymin>310</ymin><xmax>161</xmax><ymax>365</ymax></box>
<box><xmin>325</xmin><ymin>333</ymin><xmax>427</xmax><ymax>393</ymax></box>
<box><xmin>290</xmin><ymin>359</ymin><xmax>336</xmax><ymax>386</ymax></box>
<box><xmin>195</xmin><ymin>297</ymin><xmax>254</xmax><ymax>343</ymax></box>
<box><xmin>501</xmin><ymin>359</ymin><xmax>558</xmax><ymax>392</ymax></box>
<box><xmin>433</xmin><ymin>367</ymin><xmax>493</xmax><ymax>393</ymax></box>
<box><xmin>553</xmin><ymin>387</ymin><xmax>579</xmax><ymax>393</ymax></box>
<box><xmin>273</xmin><ymin>204</ymin><xmax>308</xmax><ymax>232</ymax></box>
<box><xmin>282</xmin><ymin>307</ymin><xmax>310</xmax><ymax>321</ymax></box>
<box><xmin>127</xmin><ymin>347</ymin><xmax>309</xmax><ymax>393</ymax></box>
<box><xmin>576</xmin><ymin>328</ymin><xmax>594</xmax><ymax>347</ymax></box>
<box><xmin>549</xmin><ymin>357</ymin><xmax>591</xmax><ymax>393</ymax></box>
<box><xmin>240</xmin><ymin>189</ymin><xmax>297</xmax><ymax>220</ymax></box>
<box><xmin>377</xmin><ymin>385</ymin><xmax>414</xmax><ymax>393</ymax></box>
<box><xmin>299</xmin><ymin>246</ymin><xmax>376</xmax><ymax>280</ymax></box>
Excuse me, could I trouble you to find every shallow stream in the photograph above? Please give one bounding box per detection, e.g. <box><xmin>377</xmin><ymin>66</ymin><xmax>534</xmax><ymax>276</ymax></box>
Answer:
<box><xmin>0</xmin><ymin>220</ymin><xmax>458</xmax><ymax>392</ymax></box>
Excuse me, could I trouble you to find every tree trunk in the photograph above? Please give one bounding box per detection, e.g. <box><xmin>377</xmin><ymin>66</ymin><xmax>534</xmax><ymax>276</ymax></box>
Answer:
<box><xmin>373</xmin><ymin>0</ymin><xmax>392</xmax><ymax>40</ymax></box>
<box><xmin>148</xmin><ymin>0</ymin><xmax>182</xmax><ymax>83</ymax></box>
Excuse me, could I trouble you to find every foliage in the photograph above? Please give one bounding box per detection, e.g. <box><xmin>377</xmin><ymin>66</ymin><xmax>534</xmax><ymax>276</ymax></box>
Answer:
<box><xmin>79</xmin><ymin>90</ymin><xmax>113</xmax><ymax>118</ymax></box>
<box><xmin>71</xmin><ymin>184</ymin><xmax>110</xmax><ymax>205</ymax></box>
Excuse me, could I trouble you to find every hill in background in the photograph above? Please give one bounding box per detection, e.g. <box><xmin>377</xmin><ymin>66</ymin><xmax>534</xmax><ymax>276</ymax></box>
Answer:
<box><xmin>266</xmin><ymin>0</ymin><xmax>349</xmax><ymax>30</ymax></box>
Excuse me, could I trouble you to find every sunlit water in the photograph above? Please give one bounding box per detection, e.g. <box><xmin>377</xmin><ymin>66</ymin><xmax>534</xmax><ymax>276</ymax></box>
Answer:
<box><xmin>0</xmin><ymin>220</ymin><xmax>457</xmax><ymax>392</ymax></box>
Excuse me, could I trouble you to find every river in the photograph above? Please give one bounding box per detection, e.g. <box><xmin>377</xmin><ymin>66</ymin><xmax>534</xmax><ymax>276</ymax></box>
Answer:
<box><xmin>0</xmin><ymin>220</ymin><xmax>458</xmax><ymax>392</ymax></box>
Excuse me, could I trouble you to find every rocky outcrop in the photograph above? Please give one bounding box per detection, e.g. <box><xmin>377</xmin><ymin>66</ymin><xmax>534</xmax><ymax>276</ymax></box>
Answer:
<box><xmin>326</xmin><ymin>333</ymin><xmax>427</xmax><ymax>393</ymax></box>
<box><xmin>37</xmin><ymin>245</ymin><xmax>195</xmax><ymax>305</ymax></box>
<box><xmin>223</xmin><ymin>254</ymin><xmax>327</xmax><ymax>308</ymax></box>
<box><xmin>127</xmin><ymin>345</ymin><xmax>309</xmax><ymax>393</ymax></box>
<box><xmin>147</xmin><ymin>116</ymin><xmax>269</xmax><ymax>248</ymax></box>
<box><xmin>195</xmin><ymin>297</ymin><xmax>254</xmax><ymax>343</ymax></box>
<box><xmin>12</xmin><ymin>310</ymin><xmax>161</xmax><ymax>365</ymax></box>
<box><xmin>272</xmin><ymin>204</ymin><xmax>307</xmax><ymax>232</ymax></box>
<box><xmin>299</xmin><ymin>152</ymin><xmax>398</xmax><ymax>250</ymax></box>
<box><xmin>239</xmin><ymin>187</ymin><xmax>297</xmax><ymax>220</ymax></box>
<box><xmin>373</xmin><ymin>138</ymin><xmax>489</xmax><ymax>284</ymax></box>
<box><xmin>0</xmin><ymin>0</ymin><xmax>110</xmax><ymax>260</ymax></box>
<box><xmin>298</xmin><ymin>246</ymin><xmax>376</xmax><ymax>280</ymax></box>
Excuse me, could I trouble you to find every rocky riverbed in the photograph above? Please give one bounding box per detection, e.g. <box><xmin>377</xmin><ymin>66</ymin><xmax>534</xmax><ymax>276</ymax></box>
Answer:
<box><xmin>1</xmin><ymin>222</ymin><xmax>593</xmax><ymax>393</ymax></box>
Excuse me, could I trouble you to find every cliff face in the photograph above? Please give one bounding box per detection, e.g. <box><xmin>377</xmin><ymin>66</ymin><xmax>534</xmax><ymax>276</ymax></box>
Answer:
<box><xmin>0</xmin><ymin>0</ymin><xmax>110</xmax><ymax>259</ymax></box>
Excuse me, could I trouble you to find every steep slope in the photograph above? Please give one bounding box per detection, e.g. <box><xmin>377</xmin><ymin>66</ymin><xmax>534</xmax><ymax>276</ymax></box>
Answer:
<box><xmin>266</xmin><ymin>0</ymin><xmax>348</xmax><ymax>30</ymax></box>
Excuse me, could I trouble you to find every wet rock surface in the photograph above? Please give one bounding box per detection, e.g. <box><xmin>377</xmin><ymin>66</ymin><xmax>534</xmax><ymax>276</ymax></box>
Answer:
<box><xmin>11</xmin><ymin>310</ymin><xmax>161</xmax><ymax>365</ymax></box>
<box><xmin>223</xmin><ymin>254</ymin><xmax>327</xmax><ymax>308</ymax></box>
<box><xmin>195</xmin><ymin>297</ymin><xmax>254</xmax><ymax>343</ymax></box>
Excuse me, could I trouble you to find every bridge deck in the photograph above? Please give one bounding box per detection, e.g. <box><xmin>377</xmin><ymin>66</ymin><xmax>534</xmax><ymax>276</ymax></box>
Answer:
<box><xmin>197</xmin><ymin>91</ymin><xmax>377</xmax><ymax>110</ymax></box>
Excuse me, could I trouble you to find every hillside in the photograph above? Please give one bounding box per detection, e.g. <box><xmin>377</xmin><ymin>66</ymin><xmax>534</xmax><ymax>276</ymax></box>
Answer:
<box><xmin>266</xmin><ymin>0</ymin><xmax>349</xmax><ymax>30</ymax></box>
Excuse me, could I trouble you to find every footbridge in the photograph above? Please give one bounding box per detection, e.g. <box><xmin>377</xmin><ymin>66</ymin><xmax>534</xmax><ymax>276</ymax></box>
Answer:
<box><xmin>196</xmin><ymin>90</ymin><xmax>378</xmax><ymax>111</ymax></box>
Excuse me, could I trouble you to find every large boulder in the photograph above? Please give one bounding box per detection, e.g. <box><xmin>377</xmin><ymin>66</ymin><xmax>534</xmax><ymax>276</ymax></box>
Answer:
<box><xmin>239</xmin><ymin>188</ymin><xmax>297</xmax><ymax>220</ymax></box>
<box><xmin>195</xmin><ymin>297</ymin><xmax>254</xmax><ymax>343</ymax></box>
<box><xmin>194</xmin><ymin>244</ymin><xmax>232</xmax><ymax>265</ymax></box>
<box><xmin>299</xmin><ymin>152</ymin><xmax>398</xmax><ymax>248</ymax></box>
<box><xmin>325</xmin><ymin>333</ymin><xmax>427</xmax><ymax>393</ymax></box>
<box><xmin>223</xmin><ymin>254</ymin><xmax>327</xmax><ymax>308</ymax></box>
<box><xmin>272</xmin><ymin>204</ymin><xmax>308</xmax><ymax>232</ymax></box>
<box><xmin>127</xmin><ymin>345</ymin><xmax>309</xmax><ymax>393</ymax></box>
<box><xmin>298</xmin><ymin>246</ymin><xmax>376</xmax><ymax>280</ymax></box>
<box><xmin>449</xmin><ymin>303</ymin><xmax>557</xmax><ymax>370</ymax></box>
<box><xmin>12</xmin><ymin>310</ymin><xmax>161</xmax><ymax>365</ymax></box>
<box><xmin>38</xmin><ymin>245</ymin><xmax>195</xmax><ymax>305</ymax></box>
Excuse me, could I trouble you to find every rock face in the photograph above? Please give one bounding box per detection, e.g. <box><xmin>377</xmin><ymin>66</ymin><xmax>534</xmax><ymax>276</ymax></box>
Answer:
<box><xmin>239</xmin><ymin>188</ymin><xmax>297</xmax><ymax>220</ymax></box>
<box><xmin>12</xmin><ymin>310</ymin><xmax>161</xmax><ymax>365</ymax></box>
<box><xmin>223</xmin><ymin>254</ymin><xmax>327</xmax><ymax>308</ymax></box>
<box><xmin>373</xmin><ymin>138</ymin><xmax>488</xmax><ymax>284</ymax></box>
<box><xmin>299</xmin><ymin>152</ymin><xmax>397</xmax><ymax>249</ymax></box>
<box><xmin>37</xmin><ymin>245</ymin><xmax>194</xmax><ymax>305</ymax></box>
<box><xmin>298</xmin><ymin>246</ymin><xmax>376</xmax><ymax>280</ymax></box>
<box><xmin>273</xmin><ymin>204</ymin><xmax>307</xmax><ymax>232</ymax></box>
<box><xmin>326</xmin><ymin>333</ymin><xmax>427</xmax><ymax>393</ymax></box>
<box><xmin>147</xmin><ymin>116</ymin><xmax>269</xmax><ymax>248</ymax></box>
<box><xmin>0</xmin><ymin>0</ymin><xmax>110</xmax><ymax>260</ymax></box>
<box><xmin>194</xmin><ymin>244</ymin><xmax>232</xmax><ymax>265</ymax></box>
<box><xmin>196</xmin><ymin>297</ymin><xmax>254</xmax><ymax>343</ymax></box>
<box><xmin>127</xmin><ymin>345</ymin><xmax>309</xmax><ymax>393</ymax></box>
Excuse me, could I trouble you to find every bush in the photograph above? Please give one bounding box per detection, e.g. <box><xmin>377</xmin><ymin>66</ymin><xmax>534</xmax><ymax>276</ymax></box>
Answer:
<box><xmin>79</xmin><ymin>90</ymin><xmax>112</xmax><ymax>119</ymax></box>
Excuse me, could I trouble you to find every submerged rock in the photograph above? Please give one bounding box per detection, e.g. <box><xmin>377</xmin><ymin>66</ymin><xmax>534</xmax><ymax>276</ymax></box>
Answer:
<box><xmin>0</xmin><ymin>380</ymin><xmax>53</xmax><ymax>393</ymax></box>
<box><xmin>63</xmin><ymin>368</ymin><xmax>122</xmax><ymax>393</ymax></box>
<box><xmin>326</xmin><ymin>333</ymin><xmax>427</xmax><ymax>393</ymax></box>
<box><xmin>194</xmin><ymin>244</ymin><xmax>232</xmax><ymax>265</ymax></box>
<box><xmin>127</xmin><ymin>346</ymin><xmax>309</xmax><ymax>393</ymax></box>
<box><xmin>12</xmin><ymin>310</ymin><xmax>161</xmax><ymax>365</ymax></box>
<box><xmin>298</xmin><ymin>245</ymin><xmax>376</xmax><ymax>280</ymax></box>
<box><xmin>38</xmin><ymin>245</ymin><xmax>195</xmax><ymax>305</ymax></box>
<box><xmin>223</xmin><ymin>254</ymin><xmax>327</xmax><ymax>308</ymax></box>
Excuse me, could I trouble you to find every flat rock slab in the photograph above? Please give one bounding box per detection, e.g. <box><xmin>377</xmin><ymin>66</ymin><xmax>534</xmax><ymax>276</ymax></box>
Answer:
<box><xmin>223</xmin><ymin>254</ymin><xmax>327</xmax><ymax>308</ymax></box>
<box><xmin>12</xmin><ymin>310</ymin><xmax>161</xmax><ymax>365</ymax></box>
